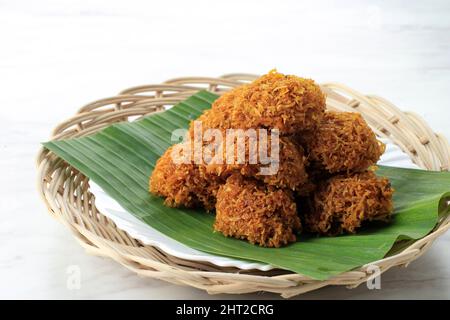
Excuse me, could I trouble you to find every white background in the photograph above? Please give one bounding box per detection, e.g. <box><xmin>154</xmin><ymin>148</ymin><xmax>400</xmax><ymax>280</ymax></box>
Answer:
<box><xmin>1</xmin><ymin>0</ymin><xmax>449</xmax><ymax>299</ymax></box>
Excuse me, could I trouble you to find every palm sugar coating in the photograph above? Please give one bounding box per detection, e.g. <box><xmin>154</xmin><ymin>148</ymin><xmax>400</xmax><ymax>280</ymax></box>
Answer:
<box><xmin>214</xmin><ymin>174</ymin><xmax>301</xmax><ymax>247</ymax></box>
<box><xmin>195</xmin><ymin>70</ymin><xmax>326</xmax><ymax>134</ymax></box>
<box><xmin>256</xmin><ymin>137</ymin><xmax>308</xmax><ymax>190</ymax></box>
<box><xmin>149</xmin><ymin>145</ymin><xmax>222</xmax><ymax>211</ymax></box>
<box><xmin>304</xmin><ymin>171</ymin><xmax>394</xmax><ymax>236</ymax></box>
<box><xmin>202</xmin><ymin>135</ymin><xmax>309</xmax><ymax>191</ymax></box>
<box><xmin>301</xmin><ymin>111</ymin><xmax>385</xmax><ymax>173</ymax></box>
<box><xmin>149</xmin><ymin>72</ymin><xmax>393</xmax><ymax>247</ymax></box>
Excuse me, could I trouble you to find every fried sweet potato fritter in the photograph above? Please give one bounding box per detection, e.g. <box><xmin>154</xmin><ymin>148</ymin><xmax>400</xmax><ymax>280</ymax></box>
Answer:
<box><xmin>149</xmin><ymin>145</ymin><xmax>222</xmax><ymax>211</ymax></box>
<box><xmin>300</xmin><ymin>111</ymin><xmax>385</xmax><ymax>173</ymax></box>
<box><xmin>214</xmin><ymin>174</ymin><xmax>301</xmax><ymax>247</ymax></box>
<box><xmin>148</xmin><ymin>71</ymin><xmax>394</xmax><ymax>248</ymax></box>
<box><xmin>195</xmin><ymin>70</ymin><xmax>326</xmax><ymax>134</ymax></box>
<box><xmin>200</xmin><ymin>134</ymin><xmax>309</xmax><ymax>191</ymax></box>
<box><xmin>303</xmin><ymin>171</ymin><xmax>394</xmax><ymax>236</ymax></box>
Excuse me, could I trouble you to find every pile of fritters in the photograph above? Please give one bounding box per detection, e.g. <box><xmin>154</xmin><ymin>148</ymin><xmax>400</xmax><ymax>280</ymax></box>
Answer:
<box><xmin>149</xmin><ymin>70</ymin><xmax>394</xmax><ymax>247</ymax></box>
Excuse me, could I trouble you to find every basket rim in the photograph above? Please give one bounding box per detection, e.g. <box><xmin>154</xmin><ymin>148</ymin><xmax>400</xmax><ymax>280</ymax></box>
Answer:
<box><xmin>36</xmin><ymin>73</ymin><xmax>450</xmax><ymax>298</ymax></box>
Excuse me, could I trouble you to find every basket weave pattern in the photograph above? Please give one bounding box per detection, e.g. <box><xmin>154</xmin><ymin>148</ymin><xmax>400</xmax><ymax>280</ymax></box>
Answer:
<box><xmin>37</xmin><ymin>74</ymin><xmax>450</xmax><ymax>298</ymax></box>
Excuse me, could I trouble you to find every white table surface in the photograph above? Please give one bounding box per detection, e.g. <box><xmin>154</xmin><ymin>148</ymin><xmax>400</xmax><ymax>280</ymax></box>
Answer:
<box><xmin>1</xmin><ymin>0</ymin><xmax>449</xmax><ymax>299</ymax></box>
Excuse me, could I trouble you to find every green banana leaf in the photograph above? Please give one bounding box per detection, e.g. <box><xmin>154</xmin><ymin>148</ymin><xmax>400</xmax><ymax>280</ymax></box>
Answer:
<box><xmin>43</xmin><ymin>91</ymin><xmax>450</xmax><ymax>280</ymax></box>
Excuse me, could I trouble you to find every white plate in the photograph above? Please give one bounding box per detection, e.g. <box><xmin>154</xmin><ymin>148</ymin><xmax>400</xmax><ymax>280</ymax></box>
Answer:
<box><xmin>90</xmin><ymin>138</ymin><xmax>420</xmax><ymax>271</ymax></box>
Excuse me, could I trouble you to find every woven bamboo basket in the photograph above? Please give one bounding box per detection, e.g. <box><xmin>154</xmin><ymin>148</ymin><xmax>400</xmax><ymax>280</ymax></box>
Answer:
<box><xmin>36</xmin><ymin>74</ymin><xmax>450</xmax><ymax>298</ymax></box>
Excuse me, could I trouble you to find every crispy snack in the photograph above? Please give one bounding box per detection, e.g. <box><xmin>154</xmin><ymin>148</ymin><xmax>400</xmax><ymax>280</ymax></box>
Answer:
<box><xmin>303</xmin><ymin>171</ymin><xmax>394</xmax><ymax>236</ymax></box>
<box><xmin>149</xmin><ymin>72</ymin><xmax>394</xmax><ymax>246</ymax></box>
<box><xmin>214</xmin><ymin>174</ymin><xmax>301</xmax><ymax>247</ymax></box>
<box><xmin>300</xmin><ymin>111</ymin><xmax>385</xmax><ymax>173</ymax></box>
<box><xmin>201</xmin><ymin>135</ymin><xmax>309</xmax><ymax>190</ymax></box>
<box><xmin>192</xmin><ymin>70</ymin><xmax>326</xmax><ymax>134</ymax></box>
<box><xmin>149</xmin><ymin>145</ymin><xmax>222</xmax><ymax>211</ymax></box>
<box><xmin>256</xmin><ymin>137</ymin><xmax>308</xmax><ymax>190</ymax></box>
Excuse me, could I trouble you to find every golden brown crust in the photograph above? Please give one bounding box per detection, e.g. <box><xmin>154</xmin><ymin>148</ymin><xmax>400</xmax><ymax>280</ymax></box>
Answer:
<box><xmin>214</xmin><ymin>174</ymin><xmax>301</xmax><ymax>247</ymax></box>
<box><xmin>149</xmin><ymin>72</ymin><xmax>394</xmax><ymax>247</ymax></box>
<box><xmin>303</xmin><ymin>171</ymin><xmax>394</xmax><ymax>236</ymax></box>
<box><xmin>149</xmin><ymin>145</ymin><xmax>222</xmax><ymax>211</ymax></box>
<box><xmin>300</xmin><ymin>111</ymin><xmax>385</xmax><ymax>173</ymax></box>
<box><xmin>202</xmin><ymin>135</ymin><xmax>309</xmax><ymax>190</ymax></box>
<box><xmin>257</xmin><ymin>137</ymin><xmax>308</xmax><ymax>190</ymax></box>
<box><xmin>193</xmin><ymin>70</ymin><xmax>326</xmax><ymax>134</ymax></box>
